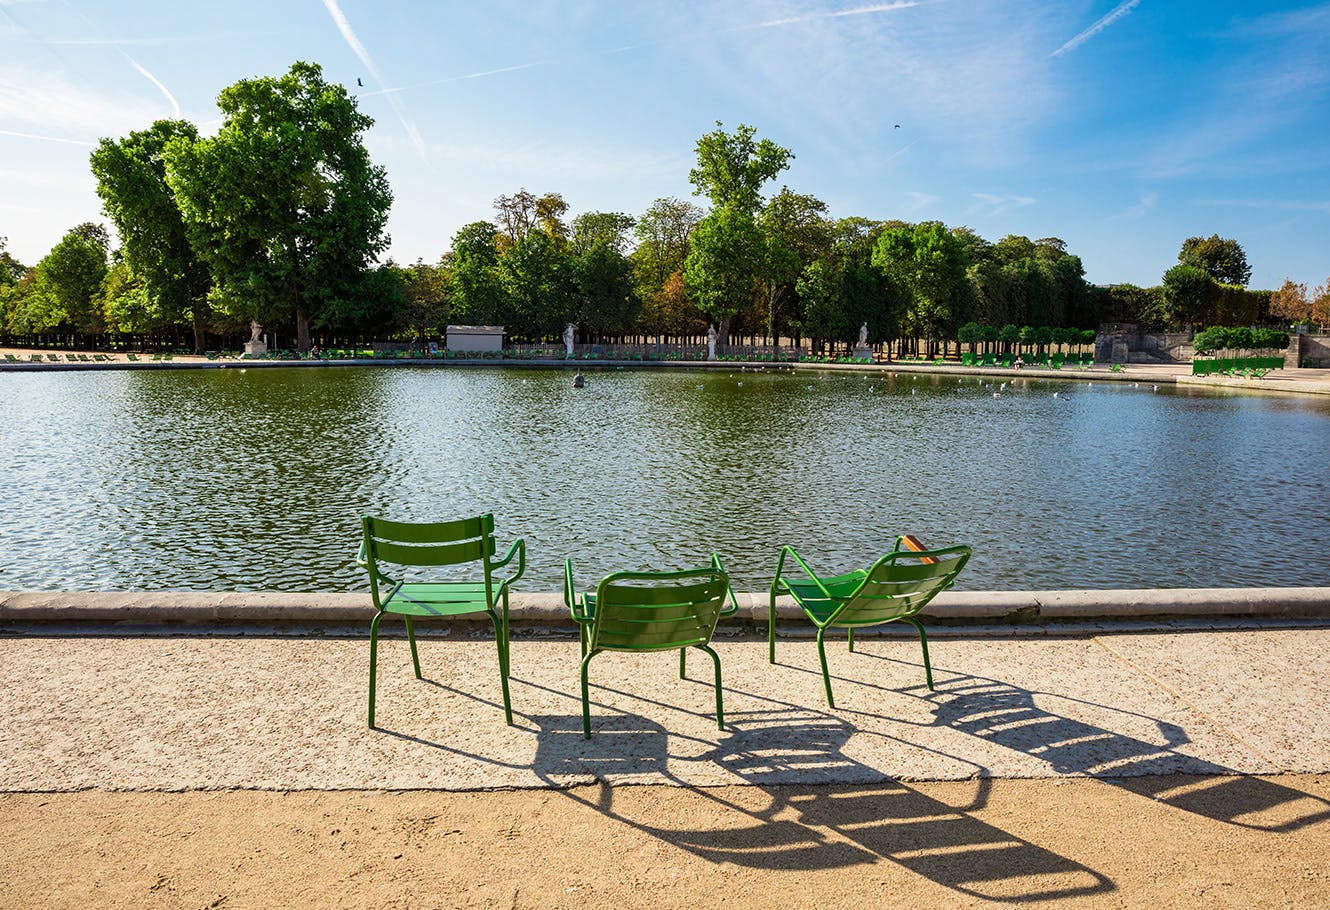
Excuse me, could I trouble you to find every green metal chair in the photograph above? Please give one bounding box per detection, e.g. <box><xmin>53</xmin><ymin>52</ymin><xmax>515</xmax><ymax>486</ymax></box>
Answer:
<box><xmin>769</xmin><ymin>536</ymin><xmax>971</xmax><ymax>707</ymax></box>
<box><xmin>358</xmin><ymin>513</ymin><xmax>525</xmax><ymax>727</ymax></box>
<box><xmin>565</xmin><ymin>556</ymin><xmax>737</xmax><ymax>738</ymax></box>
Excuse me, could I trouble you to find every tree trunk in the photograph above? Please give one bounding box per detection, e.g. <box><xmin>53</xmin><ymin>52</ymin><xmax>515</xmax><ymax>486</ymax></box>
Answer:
<box><xmin>191</xmin><ymin>306</ymin><xmax>205</xmax><ymax>355</ymax></box>
<box><xmin>718</xmin><ymin>316</ymin><xmax>731</xmax><ymax>353</ymax></box>
<box><xmin>296</xmin><ymin>307</ymin><xmax>311</xmax><ymax>352</ymax></box>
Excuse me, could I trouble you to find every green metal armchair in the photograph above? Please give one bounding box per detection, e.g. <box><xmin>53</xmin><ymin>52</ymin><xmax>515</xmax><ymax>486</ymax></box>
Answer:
<box><xmin>565</xmin><ymin>555</ymin><xmax>737</xmax><ymax>738</ymax></box>
<box><xmin>770</xmin><ymin>536</ymin><xmax>970</xmax><ymax>707</ymax></box>
<box><xmin>358</xmin><ymin>513</ymin><xmax>525</xmax><ymax>727</ymax></box>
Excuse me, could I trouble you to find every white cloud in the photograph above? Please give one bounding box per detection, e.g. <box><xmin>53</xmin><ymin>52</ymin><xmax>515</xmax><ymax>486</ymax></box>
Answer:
<box><xmin>903</xmin><ymin>190</ymin><xmax>939</xmax><ymax>211</ymax></box>
<box><xmin>0</xmin><ymin>67</ymin><xmax>165</xmax><ymax>138</ymax></box>
<box><xmin>1050</xmin><ymin>0</ymin><xmax>1141</xmax><ymax>58</ymax></box>
<box><xmin>970</xmin><ymin>193</ymin><xmax>1037</xmax><ymax>216</ymax></box>
<box><xmin>1112</xmin><ymin>191</ymin><xmax>1158</xmax><ymax>219</ymax></box>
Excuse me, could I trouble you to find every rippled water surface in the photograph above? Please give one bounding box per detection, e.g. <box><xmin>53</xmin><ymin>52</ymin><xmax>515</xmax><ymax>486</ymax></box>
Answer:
<box><xmin>3</xmin><ymin>366</ymin><xmax>1328</xmax><ymax>592</ymax></box>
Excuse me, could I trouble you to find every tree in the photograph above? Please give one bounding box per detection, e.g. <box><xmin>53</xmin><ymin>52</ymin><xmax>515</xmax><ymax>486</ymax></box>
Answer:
<box><xmin>575</xmin><ymin>242</ymin><xmax>639</xmax><ymax>336</ymax></box>
<box><xmin>449</xmin><ymin>222</ymin><xmax>509</xmax><ymax>326</ymax></box>
<box><xmin>24</xmin><ymin>223</ymin><xmax>109</xmax><ymax>334</ymax></box>
<box><xmin>1155</xmin><ymin>263</ymin><xmax>1217</xmax><ymax>327</ymax></box>
<box><xmin>632</xmin><ymin>197</ymin><xmax>702</xmax><ymax>294</ymax></box>
<box><xmin>398</xmin><ymin>258</ymin><xmax>449</xmax><ymax>340</ymax></box>
<box><xmin>571</xmin><ymin>211</ymin><xmax>635</xmax><ymax>255</ymax></box>
<box><xmin>1179</xmin><ymin>234</ymin><xmax>1251</xmax><ymax>287</ymax></box>
<box><xmin>1268</xmin><ymin>279</ymin><xmax>1310</xmax><ymax>324</ymax></box>
<box><xmin>683</xmin><ymin>207</ymin><xmax>764</xmax><ymax>345</ymax></box>
<box><xmin>91</xmin><ymin>119</ymin><xmax>212</xmax><ymax>352</ymax></box>
<box><xmin>1313</xmin><ymin>281</ymin><xmax>1330</xmax><ymax>328</ymax></box>
<box><xmin>757</xmin><ymin>188</ymin><xmax>831</xmax><ymax>347</ymax></box>
<box><xmin>872</xmin><ymin>222</ymin><xmax>969</xmax><ymax>357</ymax></box>
<box><xmin>688</xmin><ymin>121</ymin><xmax>793</xmax><ymax>214</ymax></box>
<box><xmin>0</xmin><ymin>237</ymin><xmax>24</xmax><ymax>285</ymax></box>
<box><xmin>165</xmin><ymin>61</ymin><xmax>392</xmax><ymax>351</ymax></box>
<box><xmin>501</xmin><ymin>229</ymin><xmax>575</xmax><ymax>339</ymax></box>
<box><xmin>493</xmin><ymin>190</ymin><xmax>569</xmax><ymax>249</ymax></box>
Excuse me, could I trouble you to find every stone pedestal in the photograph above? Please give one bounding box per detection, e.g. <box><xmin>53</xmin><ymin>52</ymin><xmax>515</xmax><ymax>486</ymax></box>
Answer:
<box><xmin>243</xmin><ymin>341</ymin><xmax>268</xmax><ymax>358</ymax></box>
<box><xmin>853</xmin><ymin>344</ymin><xmax>872</xmax><ymax>362</ymax></box>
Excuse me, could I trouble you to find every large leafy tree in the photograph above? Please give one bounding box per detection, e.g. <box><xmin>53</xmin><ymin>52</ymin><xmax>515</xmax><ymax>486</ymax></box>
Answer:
<box><xmin>1268</xmin><ymin>279</ymin><xmax>1309</xmax><ymax>324</ymax></box>
<box><xmin>575</xmin><ymin>242</ymin><xmax>639</xmax><ymax>336</ymax></box>
<box><xmin>501</xmin><ymin>229</ymin><xmax>575</xmax><ymax>339</ymax></box>
<box><xmin>21</xmin><ymin>223</ymin><xmax>109</xmax><ymax>334</ymax></box>
<box><xmin>1179</xmin><ymin>234</ymin><xmax>1251</xmax><ymax>287</ymax></box>
<box><xmin>1155</xmin><ymin>263</ymin><xmax>1217</xmax><ymax>327</ymax></box>
<box><xmin>872</xmin><ymin>221</ymin><xmax>969</xmax><ymax>356</ymax></box>
<box><xmin>683</xmin><ymin>207</ymin><xmax>764</xmax><ymax>344</ymax></box>
<box><xmin>165</xmin><ymin>61</ymin><xmax>392</xmax><ymax>351</ymax></box>
<box><xmin>632</xmin><ymin>197</ymin><xmax>702</xmax><ymax>297</ymax></box>
<box><xmin>91</xmin><ymin>119</ymin><xmax>212</xmax><ymax>352</ymax></box>
<box><xmin>689</xmin><ymin>121</ymin><xmax>793</xmax><ymax>214</ymax></box>
<box><xmin>571</xmin><ymin>211</ymin><xmax>635</xmax><ymax>255</ymax></box>
<box><xmin>757</xmin><ymin>188</ymin><xmax>831</xmax><ymax>348</ymax></box>
<box><xmin>449</xmin><ymin>222</ymin><xmax>509</xmax><ymax>326</ymax></box>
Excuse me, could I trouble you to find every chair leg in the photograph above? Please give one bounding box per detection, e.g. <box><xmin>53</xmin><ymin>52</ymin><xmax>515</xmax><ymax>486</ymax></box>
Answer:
<box><xmin>580</xmin><ymin>649</ymin><xmax>598</xmax><ymax>739</ymax></box>
<box><xmin>490</xmin><ymin>607</ymin><xmax>514</xmax><ymax>726</ymax></box>
<box><xmin>768</xmin><ymin>587</ymin><xmax>778</xmax><ymax>663</ymax></box>
<box><xmin>679</xmin><ymin>647</ymin><xmax>686</xmax><ymax>679</ymax></box>
<box><xmin>904</xmin><ymin>617</ymin><xmax>934</xmax><ymax>690</ymax></box>
<box><xmin>848</xmin><ymin>627</ymin><xmax>855</xmax><ymax>653</ymax></box>
<box><xmin>816</xmin><ymin>626</ymin><xmax>836</xmax><ymax>708</ymax></box>
<box><xmin>404</xmin><ymin>617</ymin><xmax>422</xmax><ymax>679</ymax></box>
<box><xmin>696</xmin><ymin>644</ymin><xmax>724</xmax><ymax>730</ymax></box>
<box><xmin>368</xmin><ymin>611</ymin><xmax>384</xmax><ymax>727</ymax></box>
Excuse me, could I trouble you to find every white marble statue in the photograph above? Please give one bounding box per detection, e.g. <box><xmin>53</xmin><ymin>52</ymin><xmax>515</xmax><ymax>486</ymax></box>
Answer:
<box><xmin>859</xmin><ymin>322</ymin><xmax>869</xmax><ymax>346</ymax></box>
<box><xmin>563</xmin><ymin>323</ymin><xmax>576</xmax><ymax>358</ymax></box>
<box><xmin>707</xmin><ymin>325</ymin><xmax>718</xmax><ymax>361</ymax></box>
<box><xmin>250</xmin><ymin>320</ymin><xmax>263</xmax><ymax>344</ymax></box>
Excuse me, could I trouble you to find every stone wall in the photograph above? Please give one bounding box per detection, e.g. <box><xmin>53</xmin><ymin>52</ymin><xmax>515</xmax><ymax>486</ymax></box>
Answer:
<box><xmin>1095</xmin><ymin>325</ymin><xmax>1193</xmax><ymax>364</ymax></box>
<box><xmin>1287</xmin><ymin>333</ymin><xmax>1330</xmax><ymax>368</ymax></box>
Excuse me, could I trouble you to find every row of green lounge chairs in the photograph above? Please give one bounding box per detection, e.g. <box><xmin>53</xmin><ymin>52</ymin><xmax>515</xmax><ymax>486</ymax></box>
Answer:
<box><xmin>1191</xmin><ymin>356</ymin><xmax>1282</xmax><ymax>377</ymax></box>
<box><xmin>4</xmin><ymin>353</ymin><xmax>121</xmax><ymax>363</ymax></box>
<box><xmin>359</xmin><ymin>513</ymin><xmax>971</xmax><ymax>738</ymax></box>
<box><xmin>959</xmin><ymin>352</ymin><xmax>1093</xmax><ymax>368</ymax></box>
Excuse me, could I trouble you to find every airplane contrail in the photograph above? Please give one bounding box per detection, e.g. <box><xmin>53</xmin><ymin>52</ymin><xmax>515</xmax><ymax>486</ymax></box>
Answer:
<box><xmin>321</xmin><ymin>0</ymin><xmax>428</xmax><ymax>161</ymax></box>
<box><xmin>122</xmin><ymin>53</ymin><xmax>180</xmax><ymax>118</ymax></box>
<box><xmin>0</xmin><ymin>129</ymin><xmax>96</xmax><ymax>147</ymax></box>
<box><xmin>1051</xmin><ymin>0</ymin><xmax>1141</xmax><ymax>58</ymax></box>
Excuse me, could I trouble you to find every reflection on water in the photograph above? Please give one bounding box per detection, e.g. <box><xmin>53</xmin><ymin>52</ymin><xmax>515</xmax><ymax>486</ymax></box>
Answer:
<box><xmin>2</xmin><ymin>366</ymin><xmax>1328</xmax><ymax>592</ymax></box>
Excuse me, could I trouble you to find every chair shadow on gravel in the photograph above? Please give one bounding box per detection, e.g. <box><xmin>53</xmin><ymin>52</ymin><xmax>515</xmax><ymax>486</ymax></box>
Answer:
<box><xmin>844</xmin><ymin>654</ymin><xmax>1330</xmax><ymax>835</ymax></box>
<box><xmin>541</xmin><ymin>705</ymin><xmax>1115</xmax><ymax>903</ymax></box>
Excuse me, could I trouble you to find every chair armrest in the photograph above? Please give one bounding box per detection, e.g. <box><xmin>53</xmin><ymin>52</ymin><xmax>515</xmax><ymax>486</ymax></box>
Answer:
<box><xmin>711</xmin><ymin>553</ymin><xmax>740</xmax><ymax>616</ymax></box>
<box><xmin>773</xmin><ymin>545</ymin><xmax>833</xmax><ymax>600</ymax></box>
<box><xmin>490</xmin><ymin>538</ymin><xmax>526</xmax><ymax>600</ymax></box>
<box><xmin>355</xmin><ymin>539</ymin><xmax>368</xmax><ymax>569</ymax></box>
<box><xmin>563</xmin><ymin>558</ymin><xmax>578</xmax><ymax>615</ymax></box>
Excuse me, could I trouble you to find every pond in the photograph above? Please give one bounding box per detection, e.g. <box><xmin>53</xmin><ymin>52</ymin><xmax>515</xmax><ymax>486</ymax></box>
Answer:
<box><xmin>2</xmin><ymin>365</ymin><xmax>1328</xmax><ymax>593</ymax></box>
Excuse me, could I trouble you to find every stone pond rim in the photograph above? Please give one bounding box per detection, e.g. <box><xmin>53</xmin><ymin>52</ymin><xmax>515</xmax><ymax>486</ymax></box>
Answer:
<box><xmin>3</xmin><ymin>586</ymin><xmax>1329</xmax><ymax>627</ymax></box>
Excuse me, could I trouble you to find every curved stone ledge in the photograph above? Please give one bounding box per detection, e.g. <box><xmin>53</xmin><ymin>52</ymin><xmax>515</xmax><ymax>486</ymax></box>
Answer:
<box><xmin>2</xmin><ymin>587</ymin><xmax>1328</xmax><ymax>627</ymax></box>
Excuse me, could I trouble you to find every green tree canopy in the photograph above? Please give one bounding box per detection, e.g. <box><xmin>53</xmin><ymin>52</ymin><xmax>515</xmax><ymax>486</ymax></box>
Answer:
<box><xmin>683</xmin><ymin>207</ymin><xmax>764</xmax><ymax>344</ymax></box>
<box><xmin>1155</xmin><ymin>263</ymin><xmax>1217</xmax><ymax>327</ymax></box>
<box><xmin>571</xmin><ymin>211</ymin><xmax>635</xmax><ymax>255</ymax></box>
<box><xmin>688</xmin><ymin>121</ymin><xmax>793</xmax><ymax>214</ymax></box>
<box><xmin>1178</xmin><ymin>234</ymin><xmax>1251</xmax><ymax>287</ymax></box>
<box><xmin>19</xmin><ymin>223</ymin><xmax>109</xmax><ymax>334</ymax></box>
<box><xmin>872</xmin><ymin>221</ymin><xmax>969</xmax><ymax>350</ymax></box>
<box><xmin>91</xmin><ymin>119</ymin><xmax>212</xmax><ymax>352</ymax></box>
<box><xmin>164</xmin><ymin>60</ymin><xmax>392</xmax><ymax>351</ymax></box>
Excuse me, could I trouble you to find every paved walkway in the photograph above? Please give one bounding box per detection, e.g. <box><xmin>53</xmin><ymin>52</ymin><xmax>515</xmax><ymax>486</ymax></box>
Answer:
<box><xmin>4</xmin><ymin>622</ymin><xmax>1329</xmax><ymax>792</ymax></box>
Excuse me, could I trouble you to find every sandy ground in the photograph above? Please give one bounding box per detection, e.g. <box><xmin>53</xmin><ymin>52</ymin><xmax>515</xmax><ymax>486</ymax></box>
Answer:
<box><xmin>2</xmin><ymin>629</ymin><xmax>1329</xmax><ymax>907</ymax></box>
<box><xmin>3</xmin><ymin>777</ymin><xmax>1329</xmax><ymax>909</ymax></box>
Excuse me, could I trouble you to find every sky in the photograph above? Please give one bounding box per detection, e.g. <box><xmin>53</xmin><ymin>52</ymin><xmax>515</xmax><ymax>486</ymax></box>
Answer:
<box><xmin>2</xmin><ymin>0</ymin><xmax>1328</xmax><ymax>291</ymax></box>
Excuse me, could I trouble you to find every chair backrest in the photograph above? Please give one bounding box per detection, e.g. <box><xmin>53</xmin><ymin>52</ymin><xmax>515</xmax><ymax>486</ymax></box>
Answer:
<box><xmin>828</xmin><ymin>544</ymin><xmax>971</xmax><ymax>628</ymax></box>
<box><xmin>361</xmin><ymin>514</ymin><xmax>498</xmax><ymax>602</ymax></box>
<box><xmin>590</xmin><ymin>567</ymin><xmax>730</xmax><ymax>653</ymax></box>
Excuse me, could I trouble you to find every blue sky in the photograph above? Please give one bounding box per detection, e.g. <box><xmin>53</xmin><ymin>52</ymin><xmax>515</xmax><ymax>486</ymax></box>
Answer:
<box><xmin>2</xmin><ymin>0</ymin><xmax>1328</xmax><ymax>290</ymax></box>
